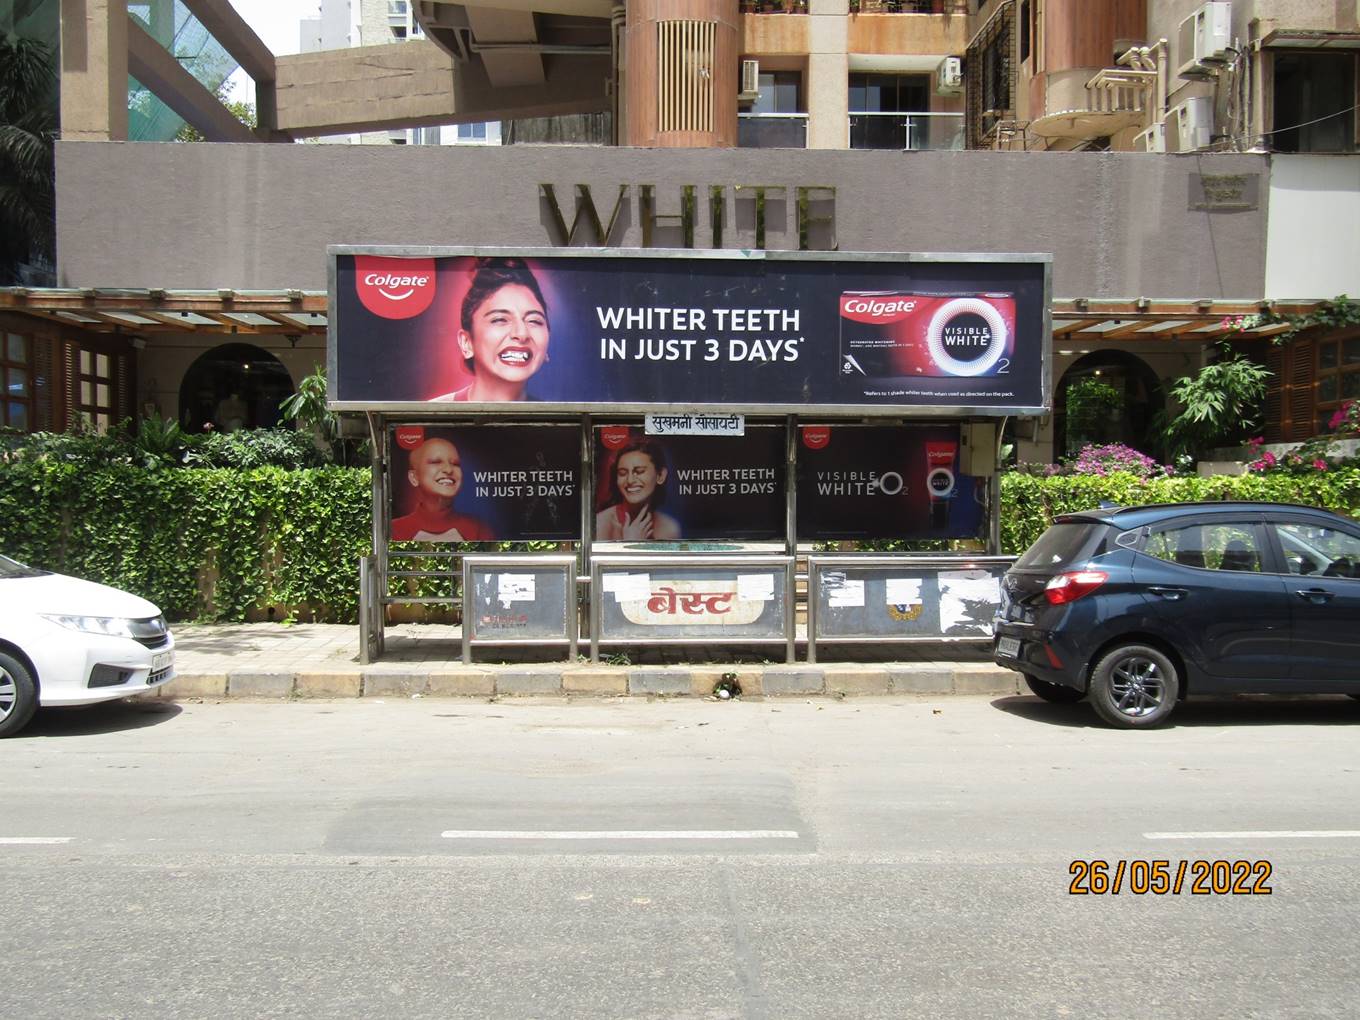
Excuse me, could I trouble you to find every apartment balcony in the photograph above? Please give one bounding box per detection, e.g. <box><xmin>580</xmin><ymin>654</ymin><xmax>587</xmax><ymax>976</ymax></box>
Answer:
<box><xmin>739</xmin><ymin>0</ymin><xmax>808</xmax><ymax>13</ymax></box>
<box><xmin>848</xmin><ymin>111</ymin><xmax>963</xmax><ymax>150</ymax></box>
<box><xmin>849</xmin><ymin>0</ymin><xmax>948</xmax><ymax>11</ymax></box>
<box><xmin>738</xmin><ymin>112</ymin><xmax>808</xmax><ymax>148</ymax></box>
<box><xmin>1027</xmin><ymin>67</ymin><xmax>1157</xmax><ymax>144</ymax></box>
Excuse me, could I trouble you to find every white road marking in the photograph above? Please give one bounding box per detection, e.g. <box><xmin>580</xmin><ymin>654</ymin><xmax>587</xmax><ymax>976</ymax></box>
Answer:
<box><xmin>441</xmin><ymin>830</ymin><xmax>800</xmax><ymax>841</ymax></box>
<box><xmin>1145</xmin><ymin>830</ymin><xmax>1360</xmax><ymax>840</ymax></box>
<box><xmin>0</xmin><ymin>837</ymin><xmax>74</xmax><ymax>845</ymax></box>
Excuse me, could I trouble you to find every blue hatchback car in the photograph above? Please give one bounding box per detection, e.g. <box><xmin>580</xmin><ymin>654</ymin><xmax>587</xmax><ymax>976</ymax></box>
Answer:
<box><xmin>993</xmin><ymin>501</ymin><xmax>1360</xmax><ymax>728</ymax></box>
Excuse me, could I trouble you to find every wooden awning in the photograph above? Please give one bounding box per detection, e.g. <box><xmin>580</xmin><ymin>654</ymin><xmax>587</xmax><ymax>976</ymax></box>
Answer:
<box><xmin>0</xmin><ymin>288</ymin><xmax>328</xmax><ymax>335</ymax></box>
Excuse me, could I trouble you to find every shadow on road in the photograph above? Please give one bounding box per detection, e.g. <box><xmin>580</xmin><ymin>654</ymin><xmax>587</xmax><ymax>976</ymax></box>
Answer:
<box><xmin>18</xmin><ymin>700</ymin><xmax>183</xmax><ymax>739</ymax></box>
<box><xmin>993</xmin><ymin>693</ymin><xmax>1360</xmax><ymax>729</ymax></box>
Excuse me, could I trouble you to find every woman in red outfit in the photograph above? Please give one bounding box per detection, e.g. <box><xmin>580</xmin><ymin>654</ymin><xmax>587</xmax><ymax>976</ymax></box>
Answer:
<box><xmin>390</xmin><ymin>437</ymin><xmax>494</xmax><ymax>542</ymax></box>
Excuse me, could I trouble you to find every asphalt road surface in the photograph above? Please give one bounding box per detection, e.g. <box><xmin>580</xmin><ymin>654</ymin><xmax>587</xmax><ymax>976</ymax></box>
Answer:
<box><xmin>4</xmin><ymin>695</ymin><xmax>1360</xmax><ymax>1019</ymax></box>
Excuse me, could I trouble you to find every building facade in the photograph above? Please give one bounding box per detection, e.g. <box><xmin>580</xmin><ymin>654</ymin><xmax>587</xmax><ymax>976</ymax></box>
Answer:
<box><xmin>0</xmin><ymin>0</ymin><xmax>1356</xmax><ymax>455</ymax></box>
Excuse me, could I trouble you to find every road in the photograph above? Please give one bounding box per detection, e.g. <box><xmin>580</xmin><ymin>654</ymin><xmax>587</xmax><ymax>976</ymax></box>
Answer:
<box><xmin>3</xmin><ymin>695</ymin><xmax>1360</xmax><ymax>1019</ymax></box>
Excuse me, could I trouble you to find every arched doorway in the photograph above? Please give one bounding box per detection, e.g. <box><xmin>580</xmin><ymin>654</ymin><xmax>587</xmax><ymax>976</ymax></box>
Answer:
<box><xmin>1055</xmin><ymin>351</ymin><xmax>1165</xmax><ymax>459</ymax></box>
<box><xmin>178</xmin><ymin>343</ymin><xmax>294</xmax><ymax>433</ymax></box>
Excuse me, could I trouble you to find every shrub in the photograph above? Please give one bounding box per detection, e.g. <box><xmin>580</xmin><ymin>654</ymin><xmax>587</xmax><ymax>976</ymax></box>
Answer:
<box><xmin>1000</xmin><ymin>469</ymin><xmax>1360</xmax><ymax>554</ymax></box>
<box><xmin>1069</xmin><ymin>443</ymin><xmax>1169</xmax><ymax>479</ymax></box>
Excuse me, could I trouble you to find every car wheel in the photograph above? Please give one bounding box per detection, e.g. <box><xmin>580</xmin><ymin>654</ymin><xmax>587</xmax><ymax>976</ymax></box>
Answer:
<box><xmin>0</xmin><ymin>652</ymin><xmax>39</xmax><ymax>738</ymax></box>
<box><xmin>1088</xmin><ymin>644</ymin><xmax>1179</xmax><ymax>729</ymax></box>
<box><xmin>1024</xmin><ymin>675</ymin><xmax>1085</xmax><ymax>703</ymax></box>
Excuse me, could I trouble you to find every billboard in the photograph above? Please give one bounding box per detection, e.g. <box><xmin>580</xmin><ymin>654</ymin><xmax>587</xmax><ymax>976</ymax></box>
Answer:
<box><xmin>795</xmin><ymin>424</ymin><xmax>984</xmax><ymax>540</ymax></box>
<box><xmin>330</xmin><ymin>249</ymin><xmax>1050</xmax><ymax>415</ymax></box>
<box><xmin>389</xmin><ymin>425</ymin><xmax>580</xmax><ymax>542</ymax></box>
<box><xmin>593</xmin><ymin>425</ymin><xmax>784</xmax><ymax>542</ymax></box>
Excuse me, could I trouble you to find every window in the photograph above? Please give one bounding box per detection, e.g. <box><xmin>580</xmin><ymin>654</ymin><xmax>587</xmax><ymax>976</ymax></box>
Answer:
<box><xmin>1019</xmin><ymin>0</ymin><xmax>1030</xmax><ymax>64</ymax></box>
<box><xmin>1270</xmin><ymin>51</ymin><xmax>1357</xmax><ymax>153</ymax></box>
<box><xmin>75</xmin><ymin>348</ymin><xmax>113</xmax><ymax>434</ymax></box>
<box><xmin>2</xmin><ymin>332</ymin><xmax>31</xmax><ymax>431</ymax></box>
<box><xmin>1144</xmin><ymin>522</ymin><xmax>1263</xmax><ymax>572</ymax></box>
<box><xmin>1274</xmin><ymin>522</ymin><xmax>1360</xmax><ymax>579</ymax></box>
<box><xmin>849</xmin><ymin>73</ymin><xmax>931</xmax><ymax>149</ymax></box>
<box><xmin>751</xmin><ymin>72</ymin><xmax>801</xmax><ymax>115</ymax></box>
<box><xmin>1313</xmin><ymin>331</ymin><xmax>1360</xmax><ymax>432</ymax></box>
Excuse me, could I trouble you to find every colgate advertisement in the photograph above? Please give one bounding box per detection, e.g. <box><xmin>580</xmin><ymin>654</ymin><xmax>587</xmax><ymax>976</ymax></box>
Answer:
<box><xmin>796</xmin><ymin>424</ymin><xmax>983</xmax><ymax>540</ymax></box>
<box><xmin>331</xmin><ymin>249</ymin><xmax>1049</xmax><ymax>413</ymax></box>
<box><xmin>839</xmin><ymin>292</ymin><xmax>1016</xmax><ymax>381</ymax></box>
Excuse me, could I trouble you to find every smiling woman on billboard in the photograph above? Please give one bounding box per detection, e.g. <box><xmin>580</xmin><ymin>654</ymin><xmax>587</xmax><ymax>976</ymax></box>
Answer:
<box><xmin>595</xmin><ymin>435</ymin><xmax>682</xmax><ymax>541</ymax></box>
<box><xmin>433</xmin><ymin>258</ymin><xmax>550</xmax><ymax>402</ymax></box>
<box><xmin>390</xmin><ymin>436</ymin><xmax>495</xmax><ymax>542</ymax></box>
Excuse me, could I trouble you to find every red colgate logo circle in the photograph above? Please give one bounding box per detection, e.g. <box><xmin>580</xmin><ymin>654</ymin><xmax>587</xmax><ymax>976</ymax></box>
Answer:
<box><xmin>599</xmin><ymin>426</ymin><xmax>632</xmax><ymax>450</ymax></box>
<box><xmin>354</xmin><ymin>256</ymin><xmax>436</xmax><ymax>320</ymax></box>
<box><xmin>801</xmin><ymin>426</ymin><xmax>831</xmax><ymax>450</ymax></box>
<box><xmin>394</xmin><ymin>426</ymin><xmax>426</xmax><ymax>450</ymax></box>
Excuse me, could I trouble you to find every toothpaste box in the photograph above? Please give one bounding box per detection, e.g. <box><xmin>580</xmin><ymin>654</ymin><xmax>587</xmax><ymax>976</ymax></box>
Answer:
<box><xmin>839</xmin><ymin>292</ymin><xmax>1017</xmax><ymax>381</ymax></box>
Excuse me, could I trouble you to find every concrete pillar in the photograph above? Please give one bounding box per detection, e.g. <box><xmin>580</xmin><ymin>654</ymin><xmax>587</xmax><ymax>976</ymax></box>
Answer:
<box><xmin>806</xmin><ymin>0</ymin><xmax>848</xmax><ymax>149</ymax></box>
<box><xmin>60</xmin><ymin>0</ymin><xmax>129</xmax><ymax>141</ymax></box>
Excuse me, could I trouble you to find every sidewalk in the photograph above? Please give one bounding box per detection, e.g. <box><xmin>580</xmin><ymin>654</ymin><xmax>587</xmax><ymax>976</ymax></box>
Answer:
<box><xmin>151</xmin><ymin>622</ymin><xmax>1022</xmax><ymax>700</ymax></box>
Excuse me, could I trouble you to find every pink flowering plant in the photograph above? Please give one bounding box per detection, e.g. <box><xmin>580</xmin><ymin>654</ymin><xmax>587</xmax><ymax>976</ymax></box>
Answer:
<box><xmin>1329</xmin><ymin>400</ymin><xmax>1360</xmax><ymax>435</ymax></box>
<box><xmin>1070</xmin><ymin>443</ymin><xmax>1172</xmax><ymax>479</ymax></box>
<box><xmin>1246</xmin><ymin>432</ymin><xmax>1358</xmax><ymax>475</ymax></box>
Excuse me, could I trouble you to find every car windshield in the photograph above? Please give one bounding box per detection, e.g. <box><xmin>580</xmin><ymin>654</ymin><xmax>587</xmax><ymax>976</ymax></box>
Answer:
<box><xmin>1014</xmin><ymin>521</ymin><xmax>1101</xmax><ymax>570</ymax></box>
<box><xmin>0</xmin><ymin>555</ymin><xmax>50</xmax><ymax>579</ymax></box>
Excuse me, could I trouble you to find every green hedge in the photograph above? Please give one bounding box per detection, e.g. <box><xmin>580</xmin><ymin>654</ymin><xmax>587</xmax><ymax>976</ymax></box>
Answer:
<box><xmin>0</xmin><ymin>462</ymin><xmax>372</xmax><ymax>622</ymax></box>
<box><xmin>1000</xmin><ymin>469</ymin><xmax>1360</xmax><ymax>554</ymax></box>
<box><xmin>7</xmin><ymin>464</ymin><xmax>1360</xmax><ymax>623</ymax></box>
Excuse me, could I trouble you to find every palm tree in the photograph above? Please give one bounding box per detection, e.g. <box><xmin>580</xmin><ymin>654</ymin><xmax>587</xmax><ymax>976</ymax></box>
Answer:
<box><xmin>0</xmin><ymin>35</ymin><xmax>57</xmax><ymax>285</ymax></box>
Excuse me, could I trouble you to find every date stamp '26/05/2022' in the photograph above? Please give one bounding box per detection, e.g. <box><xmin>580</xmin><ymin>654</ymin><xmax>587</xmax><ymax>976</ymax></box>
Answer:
<box><xmin>1068</xmin><ymin>860</ymin><xmax>1273</xmax><ymax>896</ymax></box>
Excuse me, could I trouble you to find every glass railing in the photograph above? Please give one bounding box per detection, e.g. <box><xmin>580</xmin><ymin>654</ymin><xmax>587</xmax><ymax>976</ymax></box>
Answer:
<box><xmin>738</xmin><ymin>113</ymin><xmax>809</xmax><ymax>148</ymax></box>
<box><xmin>848</xmin><ymin>111</ymin><xmax>964</xmax><ymax>150</ymax></box>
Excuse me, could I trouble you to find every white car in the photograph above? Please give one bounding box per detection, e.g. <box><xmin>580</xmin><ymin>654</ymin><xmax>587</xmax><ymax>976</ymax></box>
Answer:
<box><xmin>0</xmin><ymin>554</ymin><xmax>175</xmax><ymax>737</ymax></box>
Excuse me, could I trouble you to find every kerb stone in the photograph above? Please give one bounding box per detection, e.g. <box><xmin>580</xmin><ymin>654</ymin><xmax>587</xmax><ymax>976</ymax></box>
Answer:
<box><xmin>761</xmin><ymin>670</ymin><xmax>824</xmax><ymax>696</ymax></box>
<box><xmin>161</xmin><ymin>673</ymin><xmax>227</xmax><ymax>699</ymax></box>
<box><xmin>295</xmin><ymin>673</ymin><xmax>362</xmax><ymax>698</ymax></box>
<box><xmin>628</xmin><ymin>670</ymin><xmax>691</xmax><ymax>696</ymax></box>
<box><xmin>427</xmin><ymin>672</ymin><xmax>495</xmax><ymax>697</ymax></box>
<box><xmin>362</xmin><ymin>673</ymin><xmax>428</xmax><ymax>697</ymax></box>
<box><xmin>564</xmin><ymin>670</ymin><xmax>627</xmax><ymax>696</ymax></box>
<box><xmin>228</xmin><ymin>672</ymin><xmax>296</xmax><ymax>698</ymax></box>
<box><xmin>887</xmin><ymin>667</ymin><xmax>953</xmax><ymax>694</ymax></box>
<box><xmin>495</xmin><ymin>670</ymin><xmax>563</xmax><ymax>695</ymax></box>
<box><xmin>824</xmin><ymin>670</ymin><xmax>891</xmax><ymax>696</ymax></box>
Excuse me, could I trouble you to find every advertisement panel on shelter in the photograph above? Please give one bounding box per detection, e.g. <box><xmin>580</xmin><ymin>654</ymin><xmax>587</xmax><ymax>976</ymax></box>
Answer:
<box><xmin>593</xmin><ymin>425</ymin><xmax>784</xmax><ymax>542</ymax></box>
<box><xmin>332</xmin><ymin>250</ymin><xmax>1049</xmax><ymax>414</ymax></box>
<box><xmin>389</xmin><ymin>425</ymin><xmax>580</xmax><ymax>541</ymax></box>
<box><xmin>795</xmin><ymin>424</ymin><xmax>984</xmax><ymax>540</ymax></box>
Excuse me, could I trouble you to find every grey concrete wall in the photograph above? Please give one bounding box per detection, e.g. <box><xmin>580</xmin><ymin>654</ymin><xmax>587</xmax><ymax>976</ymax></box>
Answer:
<box><xmin>55</xmin><ymin>141</ymin><xmax>1268</xmax><ymax>299</ymax></box>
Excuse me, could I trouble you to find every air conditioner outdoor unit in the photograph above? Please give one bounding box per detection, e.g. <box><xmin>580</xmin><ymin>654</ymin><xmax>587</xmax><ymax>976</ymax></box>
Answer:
<box><xmin>1177</xmin><ymin>2</ymin><xmax>1232</xmax><ymax>79</ymax></box>
<box><xmin>935</xmin><ymin>56</ymin><xmax>963</xmax><ymax>96</ymax></box>
<box><xmin>1168</xmin><ymin>96</ymin><xmax>1214</xmax><ymax>151</ymax></box>
<box><xmin>739</xmin><ymin>59</ymin><xmax>760</xmax><ymax>101</ymax></box>
<box><xmin>1134</xmin><ymin>123</ymin><xmax>1166</xmax><ymax>153</ymax></box>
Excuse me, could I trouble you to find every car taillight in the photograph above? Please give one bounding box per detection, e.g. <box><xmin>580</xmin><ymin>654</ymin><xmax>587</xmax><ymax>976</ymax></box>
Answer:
<box><xmin>1044</xmin><ymin>570</ymin><xmax>1108</xmax><ymax>605</ymax></box>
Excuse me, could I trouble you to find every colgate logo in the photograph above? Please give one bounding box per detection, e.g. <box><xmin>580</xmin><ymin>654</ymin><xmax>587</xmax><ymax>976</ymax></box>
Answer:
<box><xmin>840</xmin><ymin>295</ymin><xmax>918</xmax><ymax>324</ymax></box>
<box><xmin>801</xmin><ymin>426</ymin><xmax>831</xmax><ymax>450</ymax></box>
<box><xmin>600</xmin><ymin>425</ymin><xmax>632</xmax><ymax>450</ymax></box>
<box><xmin>354</xmin><ymin>256</ymin><xmax>436</xmax><ymax>319</ymax></box>
<box><xmin>395</xmin><ymin>426</ymin><xmax>426</xmax><ymax>450</ymax></box>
